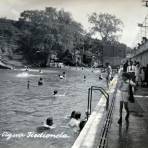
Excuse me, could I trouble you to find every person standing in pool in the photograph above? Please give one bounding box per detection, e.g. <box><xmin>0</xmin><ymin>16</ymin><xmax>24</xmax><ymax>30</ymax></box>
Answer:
<box><xmin>27</xmin><ymin>80</ymin><xmax>30</xmax><ymax>89</ymax></box>
<box><xmin>38</xmin><ymin>77</ymin><xmax>43</xmax><ymax>86</ymax></box>
<box><xmin>105</xmin><ymin>63</ymin><xmax>112</xmax><ymax>88</ymax></box>
<box><xmin>84</xmin><ymin>75</ymin><xmax>86</xmax><ymax>81</ymax></box>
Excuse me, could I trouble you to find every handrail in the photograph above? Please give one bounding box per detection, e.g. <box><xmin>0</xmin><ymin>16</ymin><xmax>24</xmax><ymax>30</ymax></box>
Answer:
<box><xmin>87</xmin><ymin>86</ymin><xmax>109</xmax><ymax>120</ymax></box>
<box><xmin>91</xmin><ymin>86</ymin><xmax>109</xmax><ymax>100</ymax></box>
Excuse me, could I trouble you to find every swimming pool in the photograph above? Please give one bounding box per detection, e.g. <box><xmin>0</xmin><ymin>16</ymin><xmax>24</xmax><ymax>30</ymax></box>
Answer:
<box><xmin>0</xmin><ymin>67</ymin><xmax>106</xmax><ymax>148</ymax></box>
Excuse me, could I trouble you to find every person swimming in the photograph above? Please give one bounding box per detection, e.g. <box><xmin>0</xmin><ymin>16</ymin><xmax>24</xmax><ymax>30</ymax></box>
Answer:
<box><xmin>25</xmin><ymin>66</ymin><xmax>29</xmax><ymax>71</ymax></box>
<box><xmin>39</xmin><ymin>69</ymin><xmax>43</xmax><ymax>73</ymax></box>
<box><xmin>27</xmin><ymin>80</ymin><xmax>30</xmax><ymax>89</ymax></box>
<box><xmin>45</xmin><ymin>117</ymin><xmax>53</xmax><ymax>127</ymax></box>
<box><xmin>84</xmin><ymin>75</ymin><xmax>86</xmax><ymax>81</ymax></box>
<box><xmin>59</xmin><ymin>75</ymin><xmax>64</xmax><ymax>79</ymax></box>
<box><xmin>53</xmin><ymin>90</ymin><xmax>58</xmax><ymax>95</ymax></box>
<box><xmin>37</xmin><ymin>117</ymin><xmax>55</xmax><ymax>132</ymax></box>
<box><xmin>53</xmin><ymin>90</ymin><xmax>66</xmax><ymax>97</ymax></box>
<box><xmin>99</xmin><ymin>74</ymin><xmax>103</xmax><ymax>80</ymax></box>
<box><xmin>58</xmin><ymin>72</ymin><xmax>66</xmax><ymax>79</ymax></box>
<box><xmin>63</xmin><ymin>72</ymin><xmax>66</xmax><ymax>77</ymax></box>
<box><xmin>38</xmin><ymin>77</ymin><xmax>43</xmax><ymax>86</ymax></box>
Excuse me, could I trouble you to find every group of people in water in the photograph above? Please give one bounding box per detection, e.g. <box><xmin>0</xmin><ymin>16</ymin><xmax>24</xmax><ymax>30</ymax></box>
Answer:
<box><xmin>68</xmin><ymin>110</ymin><xmax>87</xmax><ymax>132</ymax></box>
<box><xmin>24</xmin><ymin>61</ymin><xmax>148</xmax><ymax>133</ymax></box>
<box><xmin>27</xmin><ymin>77</ymin><xmax>43</xmax><ymax>89</ymax></box>
<box><xmin>25</xmin><ymin>65</ymin><xmax>114</xmax><ymax>134</ymax></box>
<box><xmin>27</xmin><ymin>70</ymin><xmax>66</xmax><ymax>90</ymax></box>
<box><xmin>38</xmin><ymin>110</ymin><xmax>87</xmax><ymax>133</ymax></box>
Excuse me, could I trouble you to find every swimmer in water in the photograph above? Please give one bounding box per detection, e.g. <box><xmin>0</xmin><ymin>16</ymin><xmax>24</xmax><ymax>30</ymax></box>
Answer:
<box><xmin>53</xmin><ymin>90</ymin><xmax>58</xmax><ymax>95</ymax></box>
<box><xmin>59</xmin><ymin>75</ymin><xmax>64</xmax><ymax>79</ymax></box>
<box><xmin>25</xmin><ymin>66</ymin><xmax>29</xmax><ymax>71</ymax></box>
<box><xmin>39</xmin><ymin>69</ymin><xmax>42</xmax><ymax>73</ymax></box>
<box><xmin>38</xmin><ymin>77</ymin><xmax>43</xmax><ymax>86</ymax></box>
<box><xmin>84</xmin><ymin>75</ymin><xmax>86</xmax><ymax>81</ymax></box>
<box><xmin>63</xmin><ymin>72</ymin><xmax>66</xmax><ymax>77</ymax></box>
<box><xmin>99</xmin><ymin>74</ymin><xmax>103</xmax><ymax>80</ymax></box>
<box><xmin>45</xmin><ymin>117</ymin><xmax>53</xmax><ymax>127</ymax></box>
<box><xmin>70</xmin><ymin>111</ymin><xmax>76</xmax><ymax>119</ymax></box>
<box><xmin>27</xmin><ymin>80</ymin><xmax>30</xmax><ymax>89</ymax></box>
<box><xmin>37</xmin><ymin>117</ymin><xmax>54</xmax><ymax>132</ymax></box>
<box><xmin>53</xmin><ymin>90</ymin><xmax>66</xmax><ymax>97</ymax></box>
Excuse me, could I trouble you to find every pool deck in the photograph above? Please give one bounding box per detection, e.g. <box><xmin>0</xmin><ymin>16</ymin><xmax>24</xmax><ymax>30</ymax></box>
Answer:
<box><xmin>107</xmin><ymin>86</ymin><xmax>148</xmax><ymax>148</ymax></box>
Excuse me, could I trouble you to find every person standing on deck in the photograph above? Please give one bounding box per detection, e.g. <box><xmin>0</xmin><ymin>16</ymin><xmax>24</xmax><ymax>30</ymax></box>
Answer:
<box><xmin>123</xmin><ymin>60</ymin><xmax>128</xmax><ymax>73</ymax></box>
<box><xmin>118</xmin><ymin>73</ymin><xmax>136</xmax><ymax>125</ymax></box>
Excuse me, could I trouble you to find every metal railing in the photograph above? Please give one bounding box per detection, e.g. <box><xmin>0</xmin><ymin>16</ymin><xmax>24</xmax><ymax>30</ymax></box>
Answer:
<box><xmin>87</xmin><ymin>86</ymin><xmax>109</xmax><ymax>120</ymax></box>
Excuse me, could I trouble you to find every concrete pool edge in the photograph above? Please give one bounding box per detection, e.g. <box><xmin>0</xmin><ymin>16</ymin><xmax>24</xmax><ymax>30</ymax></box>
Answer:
<box><xmin>71</xmin><ymin>75</ymin><xmax>119</xmax><ymax>148</ymax></box>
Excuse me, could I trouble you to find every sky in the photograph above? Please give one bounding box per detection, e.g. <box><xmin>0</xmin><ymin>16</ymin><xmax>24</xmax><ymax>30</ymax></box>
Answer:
<box><xmin>0</xmin><ymin>0</ymin><xmax>148</xmax><ymax>48</ymax></box>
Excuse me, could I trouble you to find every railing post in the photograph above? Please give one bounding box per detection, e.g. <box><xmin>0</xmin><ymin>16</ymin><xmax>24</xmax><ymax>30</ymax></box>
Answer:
<box><xmin>87</xmin><ymin>88</ymin><xmax>90</xmax><ymax>120</ymax></box>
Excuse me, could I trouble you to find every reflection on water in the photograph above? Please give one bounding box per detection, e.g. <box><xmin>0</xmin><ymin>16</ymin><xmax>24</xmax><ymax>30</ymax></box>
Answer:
<box><xmin>0</xmin><ymin>68</ymin><xmax>106</xmax><ymax>148</ymax></box>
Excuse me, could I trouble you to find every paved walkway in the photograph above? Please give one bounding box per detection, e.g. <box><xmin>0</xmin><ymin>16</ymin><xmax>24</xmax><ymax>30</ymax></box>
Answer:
<box><xmin>107</xmin><ymin>87</ymin><xmax>148</xmax><ymax>148</ymax></box>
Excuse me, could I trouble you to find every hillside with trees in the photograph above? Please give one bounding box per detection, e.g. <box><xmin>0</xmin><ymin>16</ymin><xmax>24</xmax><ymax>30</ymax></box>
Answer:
<box><xmin>0</xmin><ymin>7</ymin><xmax>131</xmax><ymax>68</ymax></box>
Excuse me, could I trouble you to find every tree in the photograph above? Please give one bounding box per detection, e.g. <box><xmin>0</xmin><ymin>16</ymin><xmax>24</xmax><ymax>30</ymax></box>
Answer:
<box><xmin>17</xmin><ymin>7</ymin><xmax>84</xmax><ymax>66</ymax></box>
<box><xmin>88</xmin><ymin>13</ymin><xmax>124</xmax><ymax>65</ymax></box>
<box><xmin>88</xmin><ymin>13</ymin><xmax>123</xmax><ymax>42</ymax></box>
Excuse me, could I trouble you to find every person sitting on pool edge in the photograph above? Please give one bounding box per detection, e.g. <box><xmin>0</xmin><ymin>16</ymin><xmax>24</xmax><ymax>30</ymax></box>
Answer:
<box><xmin>38</xmin><ymin>77</ymin><xmax>43</xmax><ymax>86</ymax></box>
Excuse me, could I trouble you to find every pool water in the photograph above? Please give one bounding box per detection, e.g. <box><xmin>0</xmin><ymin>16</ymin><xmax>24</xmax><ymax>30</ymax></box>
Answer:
<box><xmin>0</xmin><ymin>67</ymin><xmax>106</xmax><ymax>148</ymax></box>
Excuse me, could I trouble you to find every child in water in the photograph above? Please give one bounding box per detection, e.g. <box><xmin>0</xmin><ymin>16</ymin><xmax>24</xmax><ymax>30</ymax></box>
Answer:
<box><xmin>53</xmin><ymin>90</ymin><xmax>58</xmax><ymax>95</ymax></box>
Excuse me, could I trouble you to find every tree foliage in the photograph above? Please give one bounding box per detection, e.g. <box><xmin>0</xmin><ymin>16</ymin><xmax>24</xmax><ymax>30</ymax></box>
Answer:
<box><xmin>17</xmin><ymin>7</ymin><xmax>83</xmax><ymax>66</ymax></box>
<box><xmin>0</xmin><ymin>8</ymin><xmax>128</xmax><ymax>67</ymax></box>
<box><xmin>88</xmin><ymin>13</ymin><xmax>123</xmax><ymax>42</ymax></box>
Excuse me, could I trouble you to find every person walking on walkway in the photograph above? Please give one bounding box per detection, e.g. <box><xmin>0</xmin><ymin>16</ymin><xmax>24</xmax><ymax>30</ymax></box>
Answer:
<box><xmin>118</xmin><ymin>73</ymin><xmax>135</xmax><ymax>125</ymax></box>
